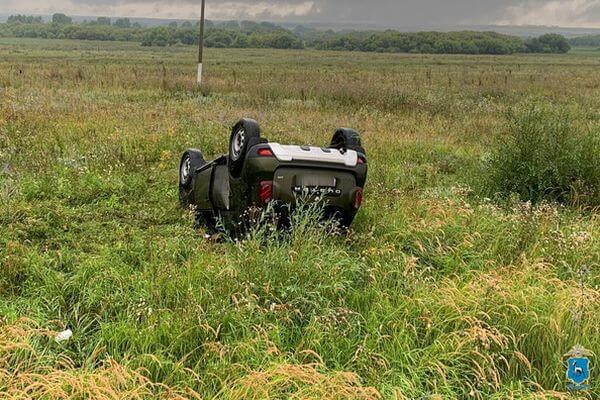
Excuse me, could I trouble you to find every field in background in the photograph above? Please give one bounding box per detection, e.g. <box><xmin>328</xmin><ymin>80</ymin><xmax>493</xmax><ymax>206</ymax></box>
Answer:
<box><xmin>1</xmin><ymin>38</ymin><xmax>599</xmax><ymax>398</ymax></box>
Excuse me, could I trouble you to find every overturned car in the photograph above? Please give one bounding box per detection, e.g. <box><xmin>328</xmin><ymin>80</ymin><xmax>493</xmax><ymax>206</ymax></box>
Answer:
<box><xmin>179</xmin><ymin>118</ymin><xmax>367</xmax><ymax>234</ymax></box>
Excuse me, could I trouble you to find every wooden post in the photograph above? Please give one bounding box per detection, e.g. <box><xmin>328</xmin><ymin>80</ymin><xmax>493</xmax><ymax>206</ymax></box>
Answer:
<box><xmin>197</xmin><ymin>0</ymin><xmax>206</xmax><ymax>84</ymax></box>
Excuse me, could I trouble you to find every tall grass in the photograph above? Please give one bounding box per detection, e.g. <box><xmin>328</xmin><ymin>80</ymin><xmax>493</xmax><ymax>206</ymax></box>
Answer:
<box><xmin>481</xmin><ymin>104</ymin><xmax>600</xmax><ymax>207</ymax></box>
<box><xmin>0</xmin><ymin>319</ymin><xmax>199</xmax><ymax>399</ymax></box>
<box><xmin>0</xmin><ymin>38</ymin><xmax>599</xmax><ymax>398</ymax></box>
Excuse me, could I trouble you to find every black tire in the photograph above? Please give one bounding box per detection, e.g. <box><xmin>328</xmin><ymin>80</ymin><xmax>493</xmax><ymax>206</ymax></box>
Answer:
<box><xmin>179</xmin><ymin>149</ymin><xmax>206</xmax><ymax>207</ymax></box>
<box><xmin>323</xmin><ymin>206</ymin><xmax>354</xmax><ymax>230</ymax></box>
<box><xmin>229</xmin><ymin>118</ymin><xmax>261</xmax><ymax>178</ymax></box>
<box><xmin>329</xmin><ymin>128</ymin><xmax>365</xmax><ymax>155</ymax></box>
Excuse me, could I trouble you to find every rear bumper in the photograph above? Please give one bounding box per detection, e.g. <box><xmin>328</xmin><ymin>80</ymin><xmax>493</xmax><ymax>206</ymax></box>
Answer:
<box><xmin>245</xmin><ymin>145</ymin><xmax>368</xmax><ymax>188</ymax></box>
<box><xmin>190</xmin><ymin>145</ymin><xmax>367</xmax><ymax>229</ymax></box>
<box><xmin>272</xmin><ymin>167</ymin><xmax>361</xmax><ymax>212</ymax></box>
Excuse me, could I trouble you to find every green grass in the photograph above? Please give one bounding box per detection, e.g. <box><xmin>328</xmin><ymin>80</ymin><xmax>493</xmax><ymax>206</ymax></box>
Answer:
<box><xmin>480</xmin><ymin>104</ymin><xmax>600</xmax><ymax>206</ymax></box>
<box><xmin>0</xmin><ymin>38</ymin><xmax>599</xmax><ymax>399</ymax></box>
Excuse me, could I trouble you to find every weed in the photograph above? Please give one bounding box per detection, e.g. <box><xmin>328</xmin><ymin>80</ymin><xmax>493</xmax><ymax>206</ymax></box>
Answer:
<box><xmin>481</xmin><ymin>104</ymin><xmax>600</xmax><ymax>206</ymax></box>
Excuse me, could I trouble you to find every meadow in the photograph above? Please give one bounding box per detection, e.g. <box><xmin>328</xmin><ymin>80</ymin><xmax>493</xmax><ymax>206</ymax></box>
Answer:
<box><xmin>0</xmin><ymin>38</ymin><xmax>599</xmax><ymax>398</ymax></box>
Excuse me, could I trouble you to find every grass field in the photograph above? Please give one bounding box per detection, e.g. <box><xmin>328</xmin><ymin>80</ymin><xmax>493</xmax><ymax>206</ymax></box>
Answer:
<box><xmin>1</xmin><ymin>38</ymin><xmax>599</xmax><ymax>399</ymax></box>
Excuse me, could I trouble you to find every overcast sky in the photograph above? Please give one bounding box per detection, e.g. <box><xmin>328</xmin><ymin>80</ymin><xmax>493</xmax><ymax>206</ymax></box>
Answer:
<box><xmin>2</xmin><ymin>0</ymin><xmax>600</xmax><ymax>28</ymax></box>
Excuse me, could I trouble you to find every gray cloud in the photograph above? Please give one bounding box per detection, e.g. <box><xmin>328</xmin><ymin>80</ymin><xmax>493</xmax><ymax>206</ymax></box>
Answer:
<box><xmin>2</xmin><ymin>0</ymin><xmax>600</xmax><ymax>27</ymax></box>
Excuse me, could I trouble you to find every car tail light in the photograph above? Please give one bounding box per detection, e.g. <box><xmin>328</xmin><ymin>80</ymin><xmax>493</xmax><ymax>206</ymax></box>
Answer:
<box><xmin>259</xmin><ymin>181</ymin><xmax>273</xmax><ymax>204</ymax></box>
<box><xmin>357</xmin><ymin>156</ymin><xmax>366</xmax><ymax>165</ymax></box>
<box><xmin>257</xmin><ymin>148</ymin><xmax>274</xmax><ymax>157</ymax></box>
<box><xmin>354</xmin><ymin>188</ymin><xmax>363</xmax><ymax>209</ymax></box>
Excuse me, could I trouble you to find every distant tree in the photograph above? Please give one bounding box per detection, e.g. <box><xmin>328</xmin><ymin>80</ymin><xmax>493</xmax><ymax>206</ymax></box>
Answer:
<box><xmin>309</xmin><ymin>30</ymin><xmax>531</xmax><ymax>55</ymax></box>
<box><xmin>140</xmin><ymin>26</ymin><xmax>176</xmax><ymax>46</ymax></box>
<box><xmin>114</xmin><ymin>18</ymin><xmax>131</xmax><ymax>28</ymax></box>
<box><xmin>132</xmin><ymin>22</ymin><xmax>142</xmax><ymax>28</ymax></box>
<box><xmin>248</xmin><ymin>31</ymin><xmax>302</xmax><ymax>49</ymax></box>
<box><xmin>168</xmin><ymin>21</ymin><xmax>178</xmax><ymax>28</ymax></box>
<box><xmin>205</xmin><ymin>29</ymin><xmax>241</xmax><ymax>47</ymax></box>
<box><xmin>0</xmin><ymin>18</ymin><xmax>571</xmax><ymax>55</ymax></box>
<box><xmin>175</xmin><ymin>28</ymin><xmax>197</xmax><ymax>45</ymax></box>
<box><xmin>96</xmin><ymin>17</ymin><xmax>112</xmax><ymax>26</ymax></box>
<box><xmin>293</xmin><ymin>25</ymin><xmax>317</xmax><ymax>39</ymax></box>
<box><xmin>268</xmin><ymin>32</ymin><xmax>303</xmax><ymax>49</ymax></box>
<box><xmin>52</xmin><ymin>13</ymin><xmax>72</xmax><ymax>25</ymax></box>
<box><xmin>219</xmin><ymin>20</ymin><xmax>240</xmax><ymax>30</ymax></box>
<box><xmin>240</xmin><ymin>20</ymin><xmax>258</xmax><ymax>33</ymax></box>
<box><xmin>526</xmin><ymin>33</ymin><xmax>570</xmax><ymax>53</ymax></box>
<box><xmin>7</xmin><ymin>15</ymin><xmax>43</xmax><ymax>24</ymax></box>
<box><xmin>569</xmin><ymin>34</ymin><xmax>600</xmax><ymax>47</ymax></box>
<box><xmin>259</xmin><ymin>22</ymin><xmax>280</xmax><ymax>31</ymax></box>
<box><xmin>544</xmin><ymin>33</ymin><xmax>571</xmax><ymax>53</ymax></box>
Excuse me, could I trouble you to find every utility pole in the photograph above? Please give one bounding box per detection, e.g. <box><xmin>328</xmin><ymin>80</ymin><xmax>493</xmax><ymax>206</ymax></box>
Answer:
<box><xmin>197</xmin><ymin>0</ymin><xmax>206</xmax><ymax>84</ymax></box>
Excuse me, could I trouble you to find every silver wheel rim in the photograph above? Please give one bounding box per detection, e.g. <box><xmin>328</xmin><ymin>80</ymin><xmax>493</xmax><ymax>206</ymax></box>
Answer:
<box><xmin>231</xmin><ymin>128</ymin><xmax>245</xmax><ymax>161</ymax></box>
<box><xmin>181</xmin><ymin>156</ymin><xmax>191</xmax><ymax>183</ymax></box>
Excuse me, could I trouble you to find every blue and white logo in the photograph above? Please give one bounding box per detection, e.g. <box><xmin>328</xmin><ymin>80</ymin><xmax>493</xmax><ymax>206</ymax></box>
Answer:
<box><xmin>565</xmin><ymin>345</ymin><xmax>592</xmax><ymax>391</ymax></box>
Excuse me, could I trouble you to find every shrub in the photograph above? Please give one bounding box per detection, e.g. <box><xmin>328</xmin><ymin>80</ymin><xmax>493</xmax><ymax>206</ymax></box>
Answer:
<box><xmin>481</xmin><ymin>104</ymin><xmax>600</xmax><ymax>206</ymax></box>
<box><xmin>525</xmin><ymin>33</ymin><xmax>571</xmax><ymax>53</ymax></box>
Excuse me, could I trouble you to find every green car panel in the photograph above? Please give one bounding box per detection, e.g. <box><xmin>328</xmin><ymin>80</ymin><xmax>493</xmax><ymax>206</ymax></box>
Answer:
<box><xmin>180</xmin><ymin>119</ymin><xmax>367</xmax><ymax>234</ymax></box>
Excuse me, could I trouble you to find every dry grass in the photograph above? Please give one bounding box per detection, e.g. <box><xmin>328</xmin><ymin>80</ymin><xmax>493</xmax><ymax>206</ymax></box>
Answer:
<box><xmin>0</xmin><ymin>38</ymin><xmax>598</xmax><ymax>398</ymax></box>
<box><xmin>221</xmin><ymin>363</ymin><xmax>381</xmax><ymax>400</ymax></box>
<box><xmin>0</xmin><ymin>319</ymin><xmax>200</xmax><ymax>399</ymax></box>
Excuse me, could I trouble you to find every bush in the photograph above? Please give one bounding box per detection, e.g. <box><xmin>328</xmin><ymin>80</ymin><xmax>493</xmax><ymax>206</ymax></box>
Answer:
<box><xmin>140</xmin><ymin>27</ymin><xmax>176</xmax><ymax>47</ymax></box>
<box><xmin>525</xmin><ymin>33</ymin><xmax>571</xmax><ymax>53</ymax></box>
<box><xmin>481</xmin><ymin>104</ymin><xmax>600</xmax><ymax>206</ymax></box>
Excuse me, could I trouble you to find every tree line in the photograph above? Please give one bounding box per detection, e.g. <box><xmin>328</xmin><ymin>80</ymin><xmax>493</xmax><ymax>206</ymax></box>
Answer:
<box><xmin>568</xmin><ymin>35</ymin><xmax>600</xmax><ymax>47</ymax></box>
<box><xmin>298</xmin><ymin>28</ymin><xmax>571</xmax><ymax>54</ymax></box>
<box><xmin>0</xmin><ymin>13</ymin><xmax>571</xmax><ymax>54</ymax></box>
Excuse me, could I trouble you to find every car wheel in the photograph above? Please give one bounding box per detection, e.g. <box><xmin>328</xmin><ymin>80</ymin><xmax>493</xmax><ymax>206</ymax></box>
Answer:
<box><xmin>179</xmin><ymin>149</ymin><xmax>206</xmax><ymax>207</ymax></box>
<box><xmin>229</xmin><ymin>118</ymin><xmax>261</xmax><ymax>178</ymax></box>
<box><xmin>323</xmin><ymin>206</ymin><xmax>354</xmax><ymax>230</ymax></box>
<box><xmin>330</xmin><ymin>128</ymin><xmax>365</xmax><ymax>155</ymax></box>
